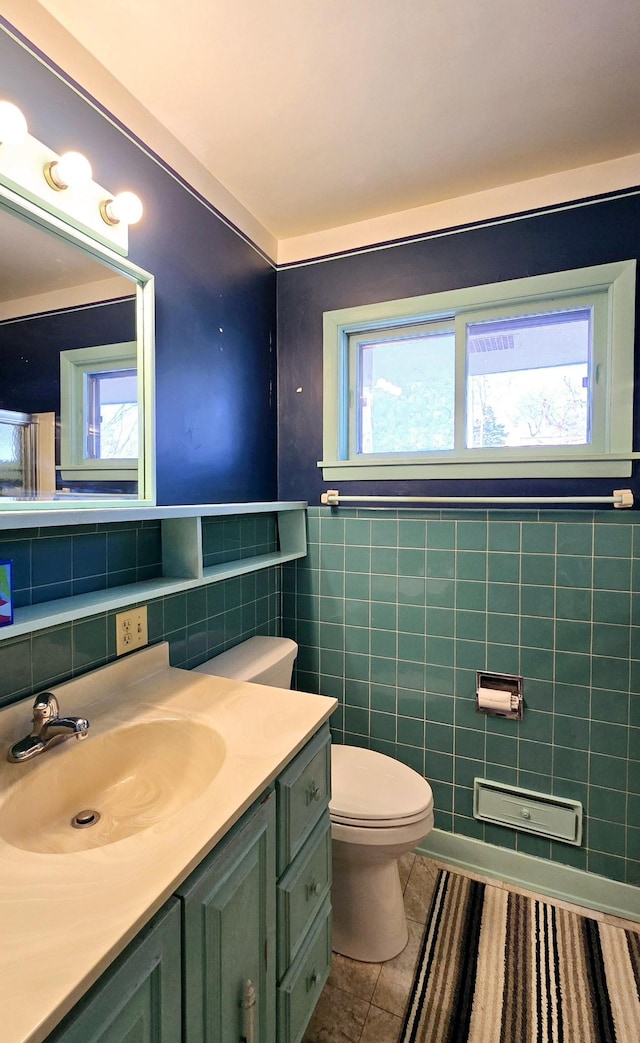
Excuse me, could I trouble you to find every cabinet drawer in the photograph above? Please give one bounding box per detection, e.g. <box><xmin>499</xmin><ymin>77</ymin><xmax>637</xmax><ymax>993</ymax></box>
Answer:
<box><xmin>277</xmin><ymin>724</ymin><xmax>331</xmax><ymax>874</ymax></box>
<box><xmin>277</xmin><ymin>811</ymin><xmax>331</xmax><ymax>978</ymax></box>
<box><xmin>277</xmin><ymin>899</ymin><xmax>332</xmax><ymax>1043</ymax></box>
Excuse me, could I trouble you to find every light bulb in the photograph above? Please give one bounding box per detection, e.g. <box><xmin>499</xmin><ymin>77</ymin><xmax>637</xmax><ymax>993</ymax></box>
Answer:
<box><xmin>44</xmin><ymin>151</ymin><xmax>93</xmax><ymax>191</ymax></box>
<box><xmin>100</xmin><ymin>190</ymin><xmax>143</xmax><ymax>226</ymax></box>
<box><xmin>0</xmin><ymin>100</ymin><xmax>28</xmax><ymax>146</ymax></box>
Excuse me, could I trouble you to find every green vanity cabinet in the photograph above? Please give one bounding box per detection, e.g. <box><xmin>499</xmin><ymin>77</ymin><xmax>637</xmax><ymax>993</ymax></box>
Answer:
<box><xmin>47</xmin><ymin>898</ymin><xmax>182</xmax><ymax>1043</ymax></box>
<box><xmin>177</xmin><ymin>791</ymin><xmax>276</xmax><ymax>1043</ymax></box>
<box><xmin>45</xmin><ymin>725</ymin><xmax>332</xmax><ymax>1043</ymax></box>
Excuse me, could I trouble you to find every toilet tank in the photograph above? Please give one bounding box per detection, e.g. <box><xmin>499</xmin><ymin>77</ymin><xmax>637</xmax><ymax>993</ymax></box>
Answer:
<box><xmin>194</xmin><ymin>636</ymin><xmax>298</xmax><ymax>688</ymax></box>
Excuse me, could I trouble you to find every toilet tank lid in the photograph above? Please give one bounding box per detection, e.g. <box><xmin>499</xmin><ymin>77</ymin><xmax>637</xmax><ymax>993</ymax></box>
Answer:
<box><xmin>330</xmin><ymin>744</ymin><xmax>433</xmax><ymax>822</ymax></box>
<box><xmin>194</xmin><ymin>636</ymin><xmax>298</xmax><ymax>680</ymax></box>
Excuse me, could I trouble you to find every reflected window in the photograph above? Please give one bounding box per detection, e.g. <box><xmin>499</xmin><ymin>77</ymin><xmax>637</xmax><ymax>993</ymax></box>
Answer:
<box><xmin>60</xmin><ymin>342</ymin><xmax>138</xmax><ymax>482</ymax></box>
<box><xmin>86</xmin><ymin>369</ymin><xmax>138</xmax><ymax>460</ymax></box>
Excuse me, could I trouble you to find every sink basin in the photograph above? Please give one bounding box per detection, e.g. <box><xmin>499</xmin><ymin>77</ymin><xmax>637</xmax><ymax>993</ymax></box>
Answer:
<box><xmin>0</xmin><ymin>718</ymin><xmax>226</xmax><ymax>854</ymax></box>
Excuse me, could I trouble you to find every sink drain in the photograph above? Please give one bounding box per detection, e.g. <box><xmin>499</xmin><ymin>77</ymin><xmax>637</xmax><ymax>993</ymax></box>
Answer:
<box><xmin>71</xmin><ymin>809</ymin><xmax>101</xmax><ymax>829</ymax></box>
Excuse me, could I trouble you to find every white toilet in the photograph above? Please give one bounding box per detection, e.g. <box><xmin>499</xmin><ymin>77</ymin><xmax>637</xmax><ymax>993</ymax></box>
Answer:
<box><xmin>195</xmin><ymin>636</ymin><xmax>435</xmax><ymax>963</ymax></box>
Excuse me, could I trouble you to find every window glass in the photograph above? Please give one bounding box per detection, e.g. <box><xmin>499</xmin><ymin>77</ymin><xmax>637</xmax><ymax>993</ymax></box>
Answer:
<box><xmin>353</xmin><ymin>327</ymin><xmax>455</xmax><ymax>454</ymax></box>
<box><xmin>465</xmin><ymin>307</ymin><xmax>591</xmax><ymax>450</ymax></box>
<box><xmin>86</xmin><ymin>370</ymin><xmax>138</xmax><ymax>460</ymax></box>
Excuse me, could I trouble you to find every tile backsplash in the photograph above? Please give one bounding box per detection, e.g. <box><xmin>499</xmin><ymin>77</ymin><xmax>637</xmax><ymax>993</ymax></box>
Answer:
<box><xmin>0</xmin><ymin>516</ymin><xmax>281</xmax><ymax>708</ymax></box>
<box><xmin>283</xmin><ymin>507</ymin><xmax>640</xmax><ymax>887</ymax></box>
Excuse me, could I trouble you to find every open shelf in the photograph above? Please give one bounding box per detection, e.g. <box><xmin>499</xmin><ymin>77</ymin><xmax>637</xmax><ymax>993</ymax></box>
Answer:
<box><xmin>0</xmin><ymin>502</ymin><xmax>307</xmax><ymax>641</ymax></box>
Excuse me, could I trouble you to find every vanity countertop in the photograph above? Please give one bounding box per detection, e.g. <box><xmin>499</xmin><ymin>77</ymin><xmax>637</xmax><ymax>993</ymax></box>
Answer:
<box><xmin>0</xmin><ymin>643</ymin><xmax>337</xmax><ymax>1043</ymax></box>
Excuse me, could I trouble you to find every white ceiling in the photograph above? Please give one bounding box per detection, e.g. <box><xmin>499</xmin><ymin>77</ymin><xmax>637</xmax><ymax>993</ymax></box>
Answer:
<box><xmin>32</xmin><ymin>0</ymin><xmax>640</xmax><ymax>244</ymax></box>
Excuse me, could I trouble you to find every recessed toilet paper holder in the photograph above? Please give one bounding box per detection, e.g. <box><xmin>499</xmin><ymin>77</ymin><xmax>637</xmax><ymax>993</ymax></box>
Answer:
<box><xmin>476</xmin><ymin>671</ymin><xmax>523</xmax><ymax>720</ymax></box>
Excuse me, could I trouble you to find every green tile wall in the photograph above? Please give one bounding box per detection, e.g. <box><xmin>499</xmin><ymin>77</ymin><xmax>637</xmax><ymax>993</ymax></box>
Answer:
<box><xmin>202</xmin><ymin>513</ymin><xmax>279</xmax><ymax>567</ymax></box>
<box><xmin>283</xmin><ymin>506</ymin><xmax>640</xmax><ymax>888</ymax></box>
<box><xmin>0</xmin><ymin>519</ymin><xmax>281</xmax><ymax>708</ymax></box>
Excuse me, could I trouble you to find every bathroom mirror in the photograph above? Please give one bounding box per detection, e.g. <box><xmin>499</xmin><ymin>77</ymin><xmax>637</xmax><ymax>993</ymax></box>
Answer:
<box><xmin>0</xmin><ymin>183</ymin><xmax>154</xmax><ymax>509</ymax></box>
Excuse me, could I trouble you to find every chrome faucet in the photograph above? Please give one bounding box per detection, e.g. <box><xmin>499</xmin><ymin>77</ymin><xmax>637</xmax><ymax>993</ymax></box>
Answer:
<box><xmin>7</xmin><ymin>692</ymin><xmax>90</xmax><ymax>763</ymax></box>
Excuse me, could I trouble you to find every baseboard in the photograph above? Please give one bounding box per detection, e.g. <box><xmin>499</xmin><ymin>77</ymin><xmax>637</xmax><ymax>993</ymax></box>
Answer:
<box><xmin>416</xmin><ymin>829</ymin><xmax>640</xmax><ymax>923</ymax></box>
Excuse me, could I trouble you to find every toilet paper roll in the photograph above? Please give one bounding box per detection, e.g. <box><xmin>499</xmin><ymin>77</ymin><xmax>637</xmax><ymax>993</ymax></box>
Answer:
<box><xmin>477</xmin><ymin>686</ymin><xmax>513</xmax><ymax>713</ymax></box>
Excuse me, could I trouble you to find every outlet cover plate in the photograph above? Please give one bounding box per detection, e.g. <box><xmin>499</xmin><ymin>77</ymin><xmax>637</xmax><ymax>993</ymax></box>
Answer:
<box><xmin>115</xmin><ymin>607</ymin><xmax>148</xmax><ymax>656</ymax></box>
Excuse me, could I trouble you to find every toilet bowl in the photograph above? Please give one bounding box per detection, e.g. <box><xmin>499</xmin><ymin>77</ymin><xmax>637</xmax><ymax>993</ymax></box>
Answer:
<box><xmin>330</xmin><ymin>743</ymin><xmax>433</xmax><ymax>962</ymax></box>
<box><xmin>195</xmin><ymin>636</ymin><xmax>435</xmax><ymax>963</ymax></box>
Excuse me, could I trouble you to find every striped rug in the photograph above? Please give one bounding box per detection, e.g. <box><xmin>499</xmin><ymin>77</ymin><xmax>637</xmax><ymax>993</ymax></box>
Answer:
<box><xmin>400</xmin><ymin>869</ymin><xmax>640</xmax><ymax>1043</ymax></box>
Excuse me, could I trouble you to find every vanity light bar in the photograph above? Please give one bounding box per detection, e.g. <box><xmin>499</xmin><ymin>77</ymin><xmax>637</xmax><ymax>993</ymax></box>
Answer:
<box><xmin>0</xmin><ymin>99</ymin><xmax>143</xmax><ymax>252</ymax></box>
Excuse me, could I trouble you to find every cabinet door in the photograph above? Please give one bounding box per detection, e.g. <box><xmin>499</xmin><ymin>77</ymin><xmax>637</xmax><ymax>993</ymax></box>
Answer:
<box><xmin>47</xmin><ymin>899</ymin><xmax>182</xmax><ymax>1043</ymax></box>
<box><xmin>179</xmin><ymin>792</ymin><xmax>276</xmax><ymax>1043</ymax></box>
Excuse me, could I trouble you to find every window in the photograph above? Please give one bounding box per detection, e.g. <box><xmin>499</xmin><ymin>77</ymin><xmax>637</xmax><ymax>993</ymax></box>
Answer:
<box><xmin>60</xmin><ymin>342</ymin><xmax>138</xmax><ymax>481</ymax></box>
<box><xmin>320</xmin><ymin>261</ymin><xmax>636</xmax><ymax>480</ymax></box>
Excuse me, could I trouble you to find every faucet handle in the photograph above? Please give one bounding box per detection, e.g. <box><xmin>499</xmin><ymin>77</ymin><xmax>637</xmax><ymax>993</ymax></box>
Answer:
<box><xmin>32</xmin><ymin>692</ymin><xmax>59</xmax><ymax>724</ymax></box>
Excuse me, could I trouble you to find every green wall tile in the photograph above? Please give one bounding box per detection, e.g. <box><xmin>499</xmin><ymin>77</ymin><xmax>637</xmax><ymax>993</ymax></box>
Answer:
<box><xmin>491</xmin><ymin>584</ymin><xmax>521</xmax><ymax>613</ymax></box>
<box><xmin>0</xmin><ymin>635</ymin><xmax>33</xmax><ymax>705</ymax></box>
<box><xmin>554</xmin><ymin>714</ymin><xmax>590</xmax><ymax>750</ymax></box>
<box><xmin>590</xmin><ymin>720</ymin><xmax>629</xmax><ymax>758</ymax></box>
<box><xmin>556</xmin><ymin>586</ymin><xmax>592</xmax><ymax>621</ymax></box>
<box><xmin>457</xmin><ymin>522</ymin><xmax>487</xmax><ymax>551</ymax></box>
<box><xmin>521</xmin><ymin>616</ymin><xmax>554</xmax><ymax>649</ymax></box>
<box><xmin>520</xmin><ymin>584</ymin><xmax>554</xmax><ymax>618</ymax></box>
<box><xmin>520</xmin><ymin>553</ymin><xmax>554</xmax><ymax>586</ymax></box>
<box><xmin>488</xmin><ymin>522</ymin><xmax>521</xmax><ymax>552</ymax></box>
<box><xmin>427</xmin><ymin>549</ymin><xmax>455</xmax><ymax>579</ymax></box>
<box><xmin>457</xmin><ymin>580</ymin><xmax>487</xmax><ymax>611</ymax></box>
<box><xmin>72</xmin><ymin>615</ymin><xmax>108</xmax><ymax>672</ymax></box>
<box><xmin>521</xmin><ymin>523</ymin><xmax>555</xmax><ymax>554</ymax></box>
<box><xmin>557</xmin><ymin>522</ymin><xmax>593</xmax><ymax>556</ymax></box>
<box><xmin>344</xmin><ymin>518</ymin><xmax>369</xmax><ymax>545</ymax></box>
<box><xmin>32</xmin><ymin>626</ymin><xmax>73</xmax><ymax>688</ymax></box>
<box><xmin>593</xmin><ymin>557</ymin><xmax>632</xmax><ymax>592</ymax></box>
<box><xmin>589</xmin><ymin>752</ymin><xmax>628</xmax><ymax>791</ymax></box>
<box><xmin>556</xmin><ymin>555</ymin><xmax>592</xmax><ymax>588</ymax></box>
<box><xmin>594</xmin><ymin>524</ymin><xmax>632</xmax><ymax>559</ymax></box>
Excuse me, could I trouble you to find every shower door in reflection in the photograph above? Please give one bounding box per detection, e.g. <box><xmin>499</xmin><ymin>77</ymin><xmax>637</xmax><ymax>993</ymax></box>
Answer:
<box><xmin>0</xmin><ymin>409</ymin><xmax>38</xmax><ymax>497</ymax></box>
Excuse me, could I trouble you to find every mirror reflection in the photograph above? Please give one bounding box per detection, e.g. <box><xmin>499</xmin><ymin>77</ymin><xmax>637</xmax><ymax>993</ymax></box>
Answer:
<box><xmin>0</xmin><ymin>200</ymin><xmax>152</xmax><ymax>505</ymax></box>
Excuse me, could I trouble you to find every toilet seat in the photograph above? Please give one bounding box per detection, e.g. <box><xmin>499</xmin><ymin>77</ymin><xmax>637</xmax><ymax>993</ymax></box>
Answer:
<box><xmin>330</xmin><ymin>744</ymin><xmax>433</xmax><ymax>829</ymax></box>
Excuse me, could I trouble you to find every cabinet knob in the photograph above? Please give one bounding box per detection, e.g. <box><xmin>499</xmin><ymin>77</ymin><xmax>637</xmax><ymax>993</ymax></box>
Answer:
<box><xmin>521</xmin><ymin>807</ymin><xmax>531</xmax><ymax>820</ymax></box>
<box><xmin>306</xmin><ymin>969</ymin><xmax>318</xmax><ymax>992</ymax></box>
<box><xmin>306</xmin><ymin>781</ymin><xmax>321</xmax><ymax>804</ymax></box>
<box><xmin>306</xmin><ymin>878</ymin><xmax>322</xmax><ymax>900</ymax></box>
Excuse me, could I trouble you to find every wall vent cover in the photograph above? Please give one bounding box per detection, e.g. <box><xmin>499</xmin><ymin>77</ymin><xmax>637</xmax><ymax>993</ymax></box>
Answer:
<box><xmin>473</xmin><ymin>778</ymin><xmax>583</xmax><ymax>846</ymax></box>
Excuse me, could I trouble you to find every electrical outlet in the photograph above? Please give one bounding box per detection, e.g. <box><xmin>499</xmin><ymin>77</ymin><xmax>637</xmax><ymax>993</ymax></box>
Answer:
<box><xmin>115</xmin><ymin>607</ymin><xmax>148</xmax><ymax>656</ymax></box>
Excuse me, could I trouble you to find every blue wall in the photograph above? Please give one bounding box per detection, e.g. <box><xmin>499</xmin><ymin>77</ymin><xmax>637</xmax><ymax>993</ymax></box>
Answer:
<box><xmin>0</xmin><ymin>20</ymin><xmax>277</xmax><ymax>505</ymax></box>
<box><xmin>277</xmin><ymin>191</ymin><xmax>640</xmax><ymax>505</ymax></box>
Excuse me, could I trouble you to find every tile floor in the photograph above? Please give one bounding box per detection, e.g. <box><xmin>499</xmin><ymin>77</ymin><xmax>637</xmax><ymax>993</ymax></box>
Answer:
<box><xmin>302</xmin><ymin>853</ymin><xmax>640</xmax><ymax>1043</ymax></box>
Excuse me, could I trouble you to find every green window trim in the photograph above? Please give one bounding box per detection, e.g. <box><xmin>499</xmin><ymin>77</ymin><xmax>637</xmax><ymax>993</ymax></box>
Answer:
<box><xmin>320</xmin><ymin>260</ymin><xmax>636</xmax><ymax>481</ymax></box>
<box><xmin>60</xmin><ymin>341</ymin><xmax>138</xmax><ymax>482</ymax></box>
